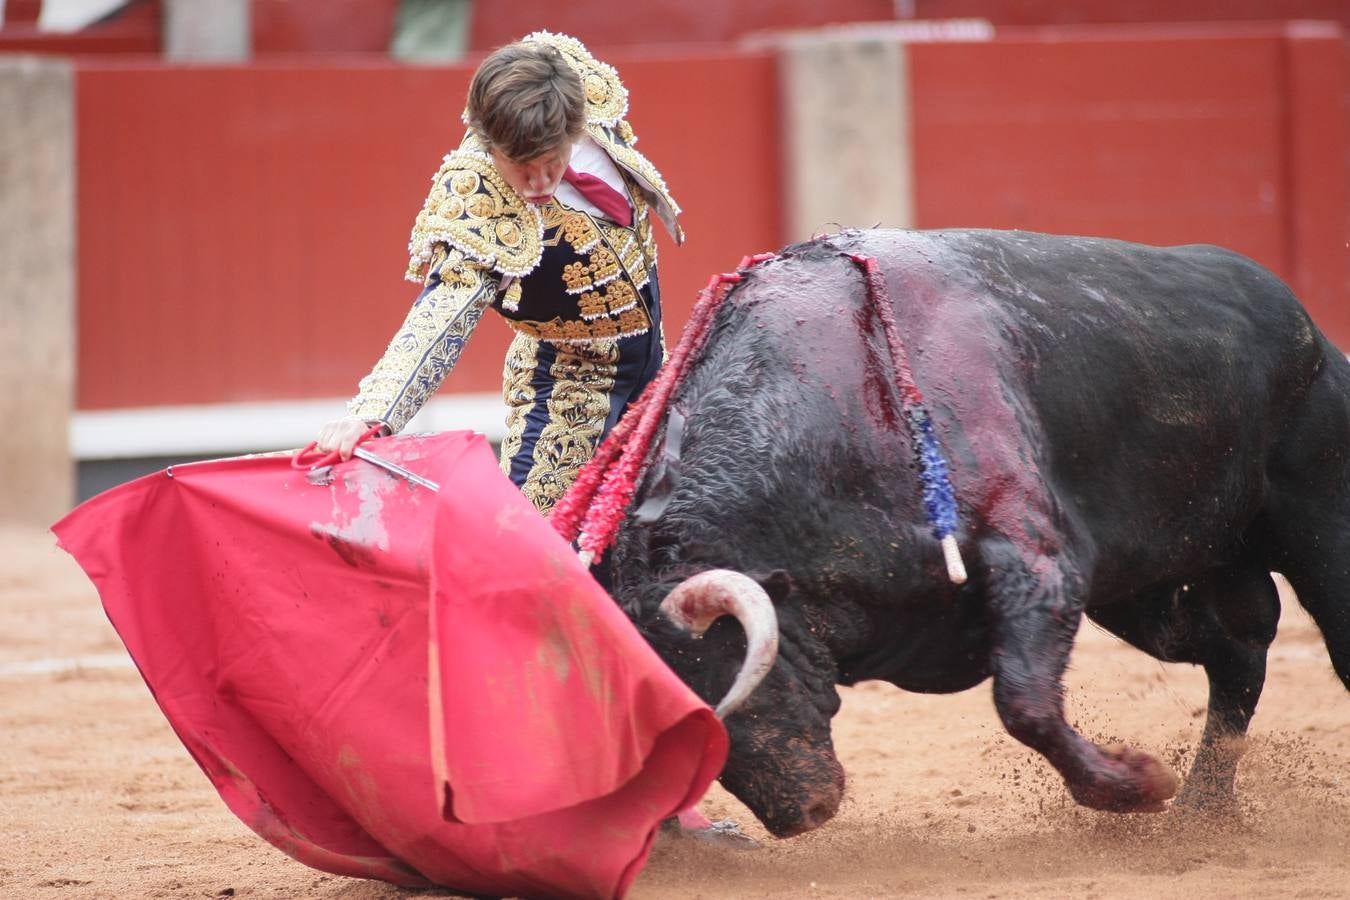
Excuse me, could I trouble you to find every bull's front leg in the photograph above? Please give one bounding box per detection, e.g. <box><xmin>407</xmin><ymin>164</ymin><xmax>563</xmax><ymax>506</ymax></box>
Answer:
<box><xmin>982</xmin><ymin>539</ymin><xmax>1179</xmax><ymax>812</ymax></box>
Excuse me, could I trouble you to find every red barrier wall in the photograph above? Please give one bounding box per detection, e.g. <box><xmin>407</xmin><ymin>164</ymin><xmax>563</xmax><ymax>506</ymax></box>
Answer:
<box><xmin>912</xmin><ymin>34</ymin><xmax>1287</xmax><ymax>257</ymax></box>
<box><xmin>72</xmin><ymin>28</ymin><xmax>1347</xmax><ymax>411</ymax></box>
<box><xmin>911</xmin><ymin>1</ymin><xmax>1350</xmax><ymax>28</ymax></box>
<box><xmin>465</xmin><ymin>0</ymin><xmax>896</xmax><ymax>51</ymax></box>
<box><xmin>74</xmin><ymin>51</ymin><xmax>782</xmax><ymax>409</ymax></box>
<box><xmin>910</xmin><ymin>26</ymin><xmax>1348</xmax><ymax>344</ymax></box>
<box><xmin>7</xmin><ymin>0</ymin><xmax>1350</xmax><ymax>58</ymax></box>
<box><xmin>252</xmin><ymin>0</ymin><xmax>399</xmax><ymax>55</ymax></box>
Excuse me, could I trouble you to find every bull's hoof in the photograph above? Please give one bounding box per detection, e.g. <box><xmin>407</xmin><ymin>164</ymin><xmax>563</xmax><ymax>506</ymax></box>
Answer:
<box><xmin>1173</xmin><ymin>786</ymin><xmax>1241</xmax><ymax>817</ymax></box>
<box><xmin>1175</xmin><ymin>738</ymin><xmax>1246</xmax><ymax>813</ymax></box>
<box><xmin>1071</xmin><ymin>745</ymin><xmax>1179</xmax><ymax>813</ymax></box>
<box><xmin>1174</xmin><ymin>774</ymin><xmax>1241</xmax><ymax>815</ymax></box>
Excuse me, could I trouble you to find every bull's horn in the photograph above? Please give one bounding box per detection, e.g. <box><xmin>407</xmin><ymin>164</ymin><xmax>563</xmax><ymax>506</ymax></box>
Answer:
<box><xmin>659</xmin><ymin>569</ymin><xmax>779</xmax><ymax>718</ymax></box>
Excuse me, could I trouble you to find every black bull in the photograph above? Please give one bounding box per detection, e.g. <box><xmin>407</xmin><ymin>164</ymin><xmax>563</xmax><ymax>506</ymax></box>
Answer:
<box><xmin>609</xmin><ymin>228</ymin><xmax>1350</xmax><ymax>838</ymax></box>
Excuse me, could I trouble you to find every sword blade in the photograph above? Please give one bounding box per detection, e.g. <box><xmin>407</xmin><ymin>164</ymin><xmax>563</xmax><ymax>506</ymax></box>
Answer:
<box><xmin>352</xmin><ymin>447</ymin><xmax>440</xmax><ymax>492</ymax></box>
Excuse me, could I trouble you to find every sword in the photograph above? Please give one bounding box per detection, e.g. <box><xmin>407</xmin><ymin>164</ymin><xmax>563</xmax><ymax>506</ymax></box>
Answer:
<box><xmin>351</xmin><ymin>447</ymin><xmax>440</xmax><ymax>492</ymax></box>
<box><xmin>292</xmin><ymin>429</ymin><xmax>440</xmax><ymax>493</ymax></box>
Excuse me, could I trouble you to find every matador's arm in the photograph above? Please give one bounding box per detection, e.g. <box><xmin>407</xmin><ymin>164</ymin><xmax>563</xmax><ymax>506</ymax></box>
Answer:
<box><xmin>346</xmin><ymin>247</ymin><xmax>498</xmax><ymax>434</ymax></box>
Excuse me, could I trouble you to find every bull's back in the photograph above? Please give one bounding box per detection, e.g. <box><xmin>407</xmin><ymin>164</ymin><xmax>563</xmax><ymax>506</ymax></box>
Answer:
<box><xmin>849</xmin><ymin>229</ymin><xmax>1336</xmax><ymax>589</ymax></box>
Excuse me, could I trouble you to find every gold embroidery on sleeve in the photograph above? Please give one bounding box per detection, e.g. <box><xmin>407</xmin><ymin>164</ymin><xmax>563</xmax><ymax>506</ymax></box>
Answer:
<box><xmin>349</xmin><ymin>252</ymin><xmax>496</xmax><ymax>432</ymax></box>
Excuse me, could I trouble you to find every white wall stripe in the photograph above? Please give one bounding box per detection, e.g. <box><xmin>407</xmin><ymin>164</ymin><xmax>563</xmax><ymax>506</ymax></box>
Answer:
<box><xmin>71</xmin><ymin>392</ymin><xmax>507</xmax><ymax>460</ymax></box>
<box><xmin>0</xmin><ymin>653</ymin><xmax>135</xmax><ymax>678</ymax></box>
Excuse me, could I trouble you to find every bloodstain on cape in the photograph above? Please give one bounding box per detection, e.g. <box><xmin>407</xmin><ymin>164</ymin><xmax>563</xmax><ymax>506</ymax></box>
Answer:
<box><xmin>53</xmin><ymin>431</ymin><xmax>727</xmax><ymax>900</ymax></box>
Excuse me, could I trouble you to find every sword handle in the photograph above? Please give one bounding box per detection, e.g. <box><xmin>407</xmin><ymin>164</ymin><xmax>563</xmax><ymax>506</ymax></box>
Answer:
<box><xmin>290</xmin><ymin>424</ymin><xmax>384</xmax><ymax>470</ymax></box>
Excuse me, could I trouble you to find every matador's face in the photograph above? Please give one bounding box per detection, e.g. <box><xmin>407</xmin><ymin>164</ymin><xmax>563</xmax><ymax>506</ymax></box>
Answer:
<box><xmin>490</xmin><ymin>142</ymin><xmax>573</xmax><ymax>206</ymax></box>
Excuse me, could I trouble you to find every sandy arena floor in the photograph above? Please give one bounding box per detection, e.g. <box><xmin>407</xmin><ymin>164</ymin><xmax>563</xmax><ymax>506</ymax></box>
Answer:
<box><xmin>2</xmin><ymin>523</ymin><xmax>1348</xmax><ymax>899</ymax></box>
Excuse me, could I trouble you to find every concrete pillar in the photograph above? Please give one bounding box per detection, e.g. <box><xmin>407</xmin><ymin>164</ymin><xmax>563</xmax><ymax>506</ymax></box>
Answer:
<box><xmin>778</xmin><ymin>30</ymin><xmax>913</xmax><ymax>242</ymax></box>
<box><xmin>0</xmin><ymin>57</ymin><xmax>75</xmax><ymax>525</ymax></box>
<box><xmin>163</xmin><ymin>0</ymin><xmax>250</xmax><ymax>62</ymax></box>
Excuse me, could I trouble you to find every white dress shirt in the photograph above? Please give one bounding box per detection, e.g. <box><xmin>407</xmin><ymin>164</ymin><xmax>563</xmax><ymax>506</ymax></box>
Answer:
<box><xmin>555</xmin><ymin>135</ymin><xmax>635</xmax><ymax>224</ymax></box>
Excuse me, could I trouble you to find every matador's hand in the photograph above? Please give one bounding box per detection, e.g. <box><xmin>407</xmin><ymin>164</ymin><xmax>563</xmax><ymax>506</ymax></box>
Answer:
<box><xmin>316</xmin><ymin>415</ymin><xmax>386</xmax><ymax>461</ymax></box>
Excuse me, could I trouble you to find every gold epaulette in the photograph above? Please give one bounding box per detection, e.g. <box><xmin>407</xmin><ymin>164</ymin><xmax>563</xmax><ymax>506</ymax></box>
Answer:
<box><xmin>523</xmin><ymin>31</ymin><xmax>628</xmax><ymax>126</ymax></box>
<box><xmin>592</xmin><ymin>124</ymin><xmax>682</xmax><ymax>218</ymax></box>
<box><xmin>405</xmin><ymin>150</ymin><xmax>544</xmax><ymax>283</ymax></box>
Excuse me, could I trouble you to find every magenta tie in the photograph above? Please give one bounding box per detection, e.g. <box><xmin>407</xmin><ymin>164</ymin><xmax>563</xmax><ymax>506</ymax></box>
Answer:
<box><xmin>562</xmin><ymin>166</ymin><xmax>633</xmax><ymax>227</ymax></box>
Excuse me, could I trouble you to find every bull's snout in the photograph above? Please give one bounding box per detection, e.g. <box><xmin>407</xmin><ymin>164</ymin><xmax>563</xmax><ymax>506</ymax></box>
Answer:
<box><xmin>761</xmin><ymin>761</ymin><xmax>842</xmax><ymax>836</ymax></box>
<box><xmin>766</xmin><ymin>778</ymin><xmax>845</xmax><ymax>838</ymax></box>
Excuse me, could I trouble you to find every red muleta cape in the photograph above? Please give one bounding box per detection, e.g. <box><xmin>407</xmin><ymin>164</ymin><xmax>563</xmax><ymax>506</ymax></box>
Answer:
<box><xmin>52</xmin><ymin>431</ymin><xmax>727</xmax><ymax>899</ymax></box>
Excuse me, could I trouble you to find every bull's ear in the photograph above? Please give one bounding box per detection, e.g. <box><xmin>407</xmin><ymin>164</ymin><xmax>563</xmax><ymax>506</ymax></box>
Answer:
<box><xmin>759</xmin><ymin>569</ymin><xmax>793</xmax><ymax>604</ymax></box>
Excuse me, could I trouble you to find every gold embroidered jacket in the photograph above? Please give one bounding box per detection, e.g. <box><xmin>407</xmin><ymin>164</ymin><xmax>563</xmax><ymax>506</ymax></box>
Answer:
<box><xmin>348</xmin><ymin>31</ymin><xmax>682</xmax><ymax>433</ymax></box>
